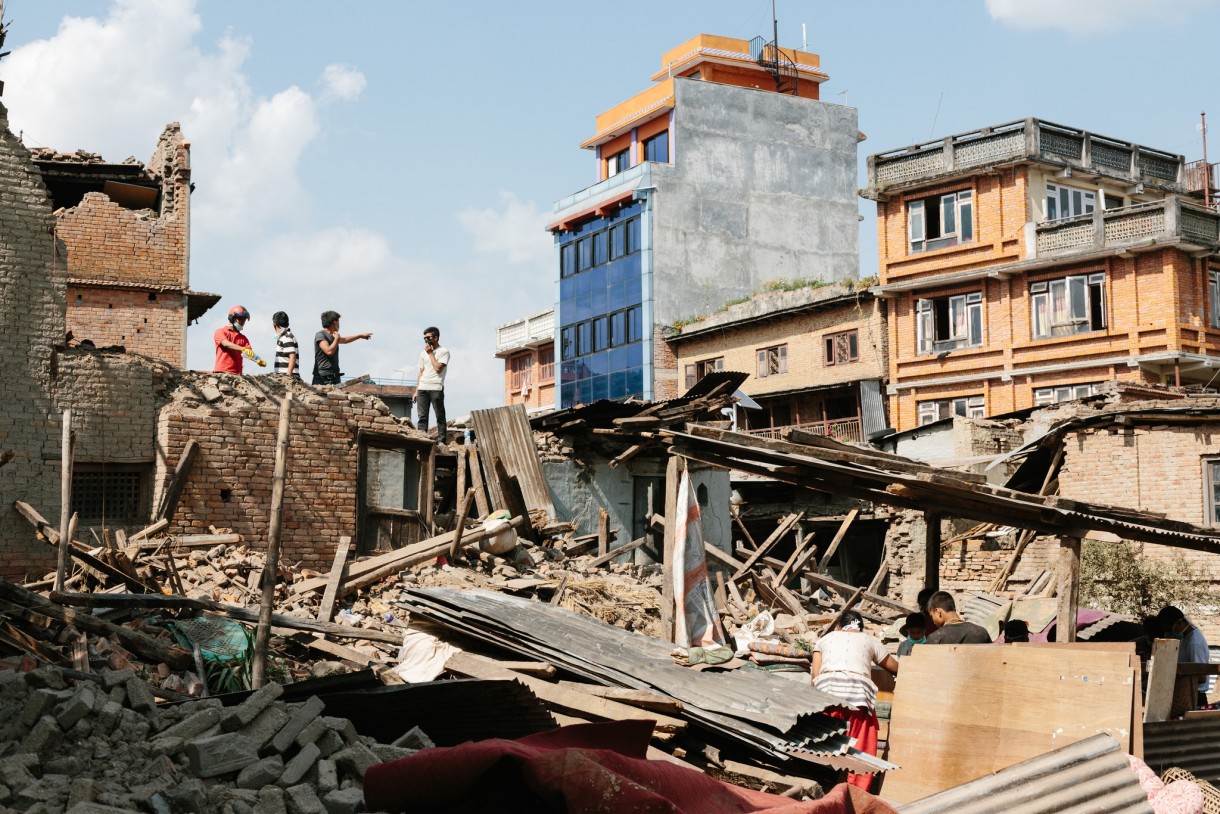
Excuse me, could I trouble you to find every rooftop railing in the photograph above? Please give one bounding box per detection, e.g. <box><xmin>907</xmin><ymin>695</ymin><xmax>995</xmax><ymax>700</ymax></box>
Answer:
<box><xmin>1033</xmin><ymin>198</ymin><xmax>1220</xmax><ymax>258</ymax></box>
<box><xmin>866</xmin><ymin>119</ymin><xmax>1186</xmax><ymax>195</ymax></box>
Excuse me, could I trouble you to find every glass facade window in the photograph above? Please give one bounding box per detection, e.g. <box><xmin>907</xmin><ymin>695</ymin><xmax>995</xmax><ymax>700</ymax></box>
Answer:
<box><xmin>643</xmin><ymin>131</ymin><xmax>669</xmax><ymax>163</ymax></box>
<box><xmin>556</xmin><ymin>202</ymin><xmax>646</xmax><ymax>407</ymax></box>
<box><xmin>607</xmin><ymin>148</ymin><xmax>631</xmax><ymax>177</ymax></box>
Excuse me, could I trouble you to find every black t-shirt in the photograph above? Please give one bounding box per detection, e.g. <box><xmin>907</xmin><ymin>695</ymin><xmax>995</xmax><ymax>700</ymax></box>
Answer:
<box><xmin>926</xmin><ymin>621</ymin><xmax>992</xmax><ymax>644</ymax></box>
<box><xmin>314</xmin><ymin>330</ymin><xmax>338</xmax><ymax>379</ymax></box>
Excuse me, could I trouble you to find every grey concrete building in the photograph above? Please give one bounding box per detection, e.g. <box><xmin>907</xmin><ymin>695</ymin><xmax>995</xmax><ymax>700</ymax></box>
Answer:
<box><xmin>548</xmin><ymin>34</ymin><xmax>860</xmax><ymax>408</ymax></box>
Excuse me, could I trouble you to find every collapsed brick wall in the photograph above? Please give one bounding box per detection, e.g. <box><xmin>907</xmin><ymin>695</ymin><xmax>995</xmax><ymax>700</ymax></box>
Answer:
<box><xmin>56</xmin><ymin>124</ymin><xmax>192</xmax><ymax>366</ymax></box>
<box><xmin>158</xmin><ymin>376</ymin><xmax>428</xmax><ymax>572</ymax></box>
<box><xmin>0</xmin><ymin>102</ymin><xmax>66</xmax><ymax>580</ymax></box>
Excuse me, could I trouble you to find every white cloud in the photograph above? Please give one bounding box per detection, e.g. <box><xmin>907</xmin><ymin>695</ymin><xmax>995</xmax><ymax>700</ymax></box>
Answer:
<box><xmin>320</xmin><ymin>64</ymin><xmax>367</xmax><ymax>102</ymax></box>
<box><xmin>985</xmin><ymin>0</ymin><xmax>1207</xmax><ymax>35</ymax></box>
<box><xmin>458</xmin><ymin>192</ymin><xmax>553</xmax><ymax>266</ymax></box>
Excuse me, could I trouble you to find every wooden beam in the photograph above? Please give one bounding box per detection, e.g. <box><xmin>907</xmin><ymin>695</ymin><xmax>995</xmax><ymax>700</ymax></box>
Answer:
<box><xmin>449</xmin><ymin>489</ymin><xmax>475</xmax><ymax>562</ymax></box>
<box><xmin>731</xmin><ymin>513</ymin><xmax>803</xmax><ymax>581</ymax></box>
<box><xmin>55</xmin><ymin>409</ymin><xmax>74</xmax><ymax>593</ymax></box>
<box><xmin>0</xmin><ymin>581</ymin><xmax>193</xmax><ymax>670</ymax></box>
<box><xmin>555</xmin><ymin>681</ymin><xmax>684</xmax><ymax>715</ymax></box>
<box><xmin>1144</xmin><ymin>638</ymin><xmax>1181</xmax><ymax>723</ymax></box>
<box><xmin>156</xmin><ymin>439</ymin><xmax>199</xmax><ymax>522</ymax></box>
<box><xmin>608</xmin><ymin>443</ymin><xmax>649</xmax><ymax>469</ymax></box>
<box><xmin>801</xmin><ymin>571</ymin><xmax>916</xmax><ymax>615</ymax></box>
<box><xmin>819</xmin><ymin>586</ymin><xmax>865</xmax><ymax>636</ymax></box>
<box><xmin>816</xmin><ymin>507</ymin><xmax>860</xmax><ymax>574</ymax></box>
<box><xmin>492</xmin><ymin>455</ymin><xmax>537</xmax><ymax>543</ymax></box>
<box><xmin>467</xmin><ymin>445</ymin><xmax>490</xmax><ymax>520</ymax></box>
<box><xmin>455</xmin><ymin>441</ymin><xmax>468</xmax><ymax>509</ymax></box>
<box><xmin>13</xmin><ymin>501</ymin><xmax>153</xmax><ymax>592</ymax></box>
<box><xmin>588</xmin><ymin>536</ymin><xmax>648</xmax><ymax>569</ymax></box>
<box><xmin>127</xmin><ymin>518</ymin><xmax>169</xmax><ymax>543</ymax></box>
<box><xmin>254</xmin><ymin>394</ymin><xmax>292</xmax><ymax>688</ymax></box>
<box><xmin>317</xmin><ymin>535</ymin><xmax>352</xmax><ymax>623</ymax></box>
<box><xmin>597</xmin><ymin>508</ymin><xmax>610</xmax><ymax>557</ymax></box>
<box><xmin>1055</xmin><ymin>535</ymin><xmax>1081</xmax><ymax>642</ymax></box>
<box><xmin>866</xmin><ymin>543</ymin><xmax>890</xmax><ymax>595</ymax></box>
<box><xmin>50</xmin><ymin>591</ymin><xmax>404</xmax><ymax>644</ymax></box>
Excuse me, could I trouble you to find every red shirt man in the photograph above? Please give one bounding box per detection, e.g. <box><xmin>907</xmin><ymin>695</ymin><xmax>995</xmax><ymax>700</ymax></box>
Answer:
<box><xmin>214</xmin><ymin>305</ymin><xmax>253</xmax><ymax>373</ymax></box>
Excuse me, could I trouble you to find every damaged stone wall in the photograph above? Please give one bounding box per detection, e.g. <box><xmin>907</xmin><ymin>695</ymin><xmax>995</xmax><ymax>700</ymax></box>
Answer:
<box><xmin>55</xmin><ymin>124</ymin><xmax>192</xmax><ymax>366</ymax></box>
<box><xmin>158</xmin><ymin>375</ymin><xmax>428</xmax><ymax>572</ymax></box>
<box><xmin>0</xmin><ymin>101</ymin><xmax>66</xmax><ymax>579</ymax></box>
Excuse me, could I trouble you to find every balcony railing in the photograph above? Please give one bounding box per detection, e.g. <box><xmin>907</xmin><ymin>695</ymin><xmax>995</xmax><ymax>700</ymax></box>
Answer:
<box><xmin>1033</xmin><ymin>198</ymin><xmax>1220</xmax><ymax>258</ymax></box>
<box><xmin>746</xmin><ymin>416</ymin><xmax>863</xmax><ymax>444</ymax></box>
<box><xmin>496</xmin><ymin>309</ymin><xmax>555</xmax><ymax>355</ymax></box>
<box><xmin>866</xmin><ymin>119</ymin><xmax>1186</xmax><ymax>195</ymax></box>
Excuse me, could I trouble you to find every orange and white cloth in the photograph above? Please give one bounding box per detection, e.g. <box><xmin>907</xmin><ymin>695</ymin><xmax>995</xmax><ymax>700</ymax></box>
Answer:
<box><xmin>672</xmin><ymin>469</ymin><xmax>726</xmax><ymax>650</ymax></box>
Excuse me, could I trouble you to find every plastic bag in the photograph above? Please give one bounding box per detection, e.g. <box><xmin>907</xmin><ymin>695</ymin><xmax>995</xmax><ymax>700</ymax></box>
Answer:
<box><xmin>733</xmin><ymin>610</ymin><xmax>775</xmax><ymax>657</ymax></box>
<box><xmin>479</xmin><ymin>509</ymin><xmax>518</xmax><ymax>555</ymax></box>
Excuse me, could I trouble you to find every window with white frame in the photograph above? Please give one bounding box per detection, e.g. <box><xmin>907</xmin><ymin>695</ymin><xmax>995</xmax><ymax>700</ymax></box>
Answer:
<box><xmin>1033</xmin><ymin>382</ymin><xmax>1101</xmax><ymax>406</ymax></box>
<box><xmin>917</xmin><ymin>395</ymin><xmax>985</xmax><ymax>426</ymax></box>
<box><xmin>607</xmin><ymin>148</ymin><xmax>631</xmax><ymax>177</ymax></box>
<box><xmin>908</xmin><ymin>190</ymin><xmax>973</xmax><ymax>253</ymax></box>
<box><xmin>756</xmin><ymin>345</ymin><xmax>788</xmax><ymax>378</ymax></box>
<box><xmin>1209</xmin><ymin>269</ymin><xmax>1220</xmax><ymax>329</ymax></box>
<box><xmin>1046</xmin><ymin>182</ymin><xmax>1096</xmax><ymax>221</ymax></box>
<box><xmin>916</xmin><ymin>292</ymin><xmax>983</xmax><ymax>355</ymax></box>
<box><xmin>1030</xmin><ymin>272</ymin><xmax>1105</xmax><ymax>339</ymax></box>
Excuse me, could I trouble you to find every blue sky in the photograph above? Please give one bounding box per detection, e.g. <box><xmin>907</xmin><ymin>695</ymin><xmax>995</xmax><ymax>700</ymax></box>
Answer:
<box><xmin>3</xmin><ymin>0</ymin><xmax>1218</xmax><ymax>412</ymax></box>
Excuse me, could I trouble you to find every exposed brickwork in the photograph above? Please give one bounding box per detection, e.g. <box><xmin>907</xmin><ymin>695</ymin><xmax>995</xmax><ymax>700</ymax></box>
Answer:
<box><xmin>0</xmin><ymin>101</ymin><xmax>65</xmax><ymax>580</ymax></box>
<box><xmin>652</xmin><ymin>327</ymin><xmax>680</xmax><ymax>401</ymax></box>
<box><xmin>501</xmin><ymin>344</ymin><xmax>556</xmax><ymax>409</ymax></box>
<box><xmin>53</xmin><ymin>124</ymin><xmax>194</xmax><ymax>366</ymax></box>
<box><xmin>157</xmin><ymin>376</ymin><xmax>430</xmax><ymax>572</ymax></box>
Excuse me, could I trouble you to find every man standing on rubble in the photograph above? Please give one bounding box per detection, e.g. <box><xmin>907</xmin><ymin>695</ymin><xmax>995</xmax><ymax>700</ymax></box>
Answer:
<box><xmin>416</xmin><ymin>326</ymin><xmax>450</xmax><ymax>444</ymax></box>
<box><xmin>925</xmin><ymin>591</ymin><xmax>991</xmax><ymax>644</ymax></box>
<box><xmin>1157</xmin><ymin>605</ymin><xmax>1212</xmax><ymax>708</ymax></box>
<box><xmin>272</xmin><ymin>311</ymin><xmax>300</xmax><ymax>378</ymax></box>
<box><xmin>313</xmin><ymin>310</ymin><xmax>372</xmax><ymax>385</ymax></box>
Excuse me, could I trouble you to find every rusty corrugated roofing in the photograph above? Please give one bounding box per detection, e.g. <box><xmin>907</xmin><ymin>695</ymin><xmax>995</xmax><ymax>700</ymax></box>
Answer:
<box><xmin>1144</xmin><ymin>716</ymin><xmax>1220</xmax><ymax>786</ymax></box>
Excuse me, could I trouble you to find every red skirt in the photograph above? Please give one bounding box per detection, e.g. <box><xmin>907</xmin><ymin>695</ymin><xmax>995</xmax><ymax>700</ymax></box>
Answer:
<box><xmin>825</xmin><ymin>705</ymin><xmax>880</xmax><ymax>791</ymax></box>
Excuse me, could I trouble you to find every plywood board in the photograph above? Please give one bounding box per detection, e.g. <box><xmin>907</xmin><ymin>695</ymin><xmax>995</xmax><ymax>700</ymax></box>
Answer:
<box><xmin>883</xmin><ymin>645</ymin><xmax>1137</xmax><ymax>804</ymax></box>
<box><xmin>469</xmin><ymin>404</ymin><xmax>555</xmax><ymax>516</ymax></box>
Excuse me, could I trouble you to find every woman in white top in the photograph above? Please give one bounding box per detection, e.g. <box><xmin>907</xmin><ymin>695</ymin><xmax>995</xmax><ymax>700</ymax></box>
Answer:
<box><xmin>811</xmin><ymin>610</ymin><xmax>899</xmax><ymax>790</ymax></box>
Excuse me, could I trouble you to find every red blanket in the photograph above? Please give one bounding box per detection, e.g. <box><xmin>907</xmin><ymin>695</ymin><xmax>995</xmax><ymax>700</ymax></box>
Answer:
<box><xmin>364</xmin><ymin>719</ymin><xmax>898</xmax><ymax>814</ymax></box>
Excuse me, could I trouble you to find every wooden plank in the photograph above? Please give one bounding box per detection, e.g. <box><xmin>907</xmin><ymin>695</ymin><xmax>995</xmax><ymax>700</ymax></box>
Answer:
<box><xmin>491</xmin><ymin>455</ymin><xmax>538</xmax><ymax>544</ymax></box>
<box><xmin>1144</xmin><ymin>638</ymin><xmax>1181</xmax><ymax>723</ymax></box>
<box><xmin>608</xmin><ymin>443</ymin><xmax>649</xmax><ymax>469</ymax></box>
<box><xmin>731</xmin><ymin>512</ymin><xmax>803</xmax><ymax>581</ymax></box>
<box><xmin>597</xmin><ymin>508</ymin><xmax>610</xmax><ymax>557</ymax></box>
<box><xmin>316</xmin><ymin>535</ymin><xmax>352</xmax><ymax>623</ymax></box>
<box><xmin>454</xmin><ymin>442</ymin><xmax>468</xmax><ymax>508</ymax></box>
<box><xmin>884</xmin><ymin>645</ymin><xmax>1138</xmax><ymax>803</ymax></box>
<box><xmin>467</xmin><ymin>445</ymin><xmax>491</xmax><ymax>520</ymax></box>
<box><xmin>816</xmin><ymin>507</ymin><xmax>860</xmax><ymax>574</ymax></box>
<box><xmin>774</xmin><ymin>529</ymin><xmax>817</xmax><ymax>588</ymax></box>
<box><xmin>446</xmin><ymin>651</ymin><xmax>686</xmax><ymax>733</ymax></box>
<box><xmin>156</xmin><ymin>439</ymin><xmax>199</xmax><ymax>522</ymax></box>
<box><xmin>801</xmin><ymin>571</ymin><xmax>916</xmax><ymax>615</ymax></box>
<box><xmin>55</xmin><ymin>409</ymin><xmax>74</xmax><ymax>593</ymax></box>
<box><xmin>1056</xmin><ymin>536</ymin><xmax>1081</xmax><ymax>642</ymax></box>
<box><xmin>13</xmin><ymin>501</ymin><xmax>152</xmax><ymax>592</ymax></box>
<box><xmin>449</xmin><ymin>489</ymin><xmax>475</xmax><ymax>562</ymax></box>
<box><xmin>866</xmin><ymin>543</ymin><xmax>889</xmax><ymax>595</ymax></box>
<box><xmin>588</xmin><ymin>536</ymin><xmax>647</xmax><ymax>569</ymax></box>
<box><xmin>469</xmin><ymin>404</ymin><xmax>555</xmax><ymax>517</ymax></box>
<box><xmin>818</xmin><ymin>587</ymin><xmax>864</xmax><ymax>635</ymax></box>
<box><xmin>924</xmin><ymin>511</ymin><xmax>941</xmax><ymax>594</ymax></box>
<box><xmin>127</xmin><ymin>518</ymin><xmax>169</xmax><ymax>543</ymax></box>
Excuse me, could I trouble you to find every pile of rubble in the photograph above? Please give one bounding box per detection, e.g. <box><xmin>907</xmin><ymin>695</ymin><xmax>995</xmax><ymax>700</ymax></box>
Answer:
<box><xmin>0</xmin><ymin>663</ymin><xmax>428</xmax><ymax>814</ymax></box>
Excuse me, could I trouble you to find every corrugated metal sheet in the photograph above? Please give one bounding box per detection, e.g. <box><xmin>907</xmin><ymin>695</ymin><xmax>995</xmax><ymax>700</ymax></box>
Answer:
<box><xmin>470</xmin><ymin>403</ymin><xmax>555</xmax><ymax>516</ymax></box>
<box><xmin>860</xmin><ymin>379</ymin><xmax>888</xmax><ymax>438</ymax></box>
<box><xmin>1144</xmin><ymin>716</ymin><xmax>1220</xmax><ymax>785</ymax></box>
<box><xmin>397</xmin><ymin>587</ymin><xmax>895</xmax><ymax>772</ymax></box>
<box><xmin>896</xmin><ymin>733</ymin><xmax>1151</xmax><ymax>814</ymax></box>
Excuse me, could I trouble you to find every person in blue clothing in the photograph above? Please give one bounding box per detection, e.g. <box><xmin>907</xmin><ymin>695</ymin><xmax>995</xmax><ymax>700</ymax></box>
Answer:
<box><xmin>897</xmin><ymin>612</ymin><xmax>928</xmax><ymax>657</ymax></box>
<box><xmin>1157</xmin><ymin>605</ymin><xmax>1211</xmax><ymax>708</ymax></box>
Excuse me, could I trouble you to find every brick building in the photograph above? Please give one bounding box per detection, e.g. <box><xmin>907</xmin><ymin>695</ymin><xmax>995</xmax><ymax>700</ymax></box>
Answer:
<box><xmin>495</xmin><ymin>309</ymin><xmax>555</xmax><ymax>410</ymax></box>
<box><xmin>863</xmin><ymin>118</ymin><xmax>1220</xmax><ymax>432</ymax></box>
<box><xmin>665</xmin><ymin>282</ymin><xmax>889</xmax><ymax>441</ymax></box>
<box><xmin>547</xmin><ymin>33</ymin><xmax>860</xmax><ymax>408</ymax></box>
<box><xmin>33</xmin><ymin>123</ymin><xmax>218</xmax><ymax>367</ymax></box>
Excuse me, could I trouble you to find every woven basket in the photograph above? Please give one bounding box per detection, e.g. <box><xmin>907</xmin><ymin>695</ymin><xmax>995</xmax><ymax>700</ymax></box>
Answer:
<box><xmin>1162</xmin><ymin>767</ymin><xmax>1220</xmax><ymax>814</ymax></box>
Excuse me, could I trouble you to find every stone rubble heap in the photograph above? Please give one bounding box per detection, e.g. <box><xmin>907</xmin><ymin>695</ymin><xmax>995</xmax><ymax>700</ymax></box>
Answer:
<box><xmin>0</xmin><ymin>665</ymin><xmax>432</xmax><ymax>814</ymax></box>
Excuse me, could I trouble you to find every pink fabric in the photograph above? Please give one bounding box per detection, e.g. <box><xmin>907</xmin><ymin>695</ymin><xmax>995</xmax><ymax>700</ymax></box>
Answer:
<box><xmin>1127</xmin><ymin>755</ymin><xmax>1204</xmax><ymax>814</ymax></box>
<box><xmin>364</xmin><ymin>719</ymin><xmax>899</xmax><ymax>814</ymax></box>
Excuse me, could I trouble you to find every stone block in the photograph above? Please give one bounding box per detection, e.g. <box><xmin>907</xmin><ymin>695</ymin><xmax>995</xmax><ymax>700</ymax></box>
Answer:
<box><xmin>99</xmin><ymin>668</ymin><xmax>135</xmax><ymax>690</ymax></box>
<box><xmin>23</xmin><ymin>668</ymin><xmax>67</xmax><ymax>691</ymax></box>
<box><xmin>369</xmin><ymin>743</ymin><xmax>415</xmax><ymax>762</ymax></box>
<box><xmin>124</xmin><ymin>676</ymin><xmax>156</xmax><ymax>714</ymax></box>
<box><xmin>284</xmin><ymin>784</ymin><xmax>326</xmax><ymax>814</ymax></box>
<box><xmin>294</xmin><ymin>717</ymin><xmax>327</xmax><ymax>748</ymax></box>
<box><xmin>391</xmin><ymin>725</ymin><xmax>434</xmax><ymax>751</ymax></box>
<box><xmin>155</xmin><ymin>706</ymin><xmax>221</xmax><ymax>742</ymax></box>
<box><xmin>223</xmin><ymin>682</ymin><xmax>283</xmax><ymax>731</ymax></box>
<box><xmin>0</xmin><ymin>752</ymin><xmax>40</xmax><ymax>789</ymax></box>
<box><xmin>268</xmin><ymin>696</ymin><xmax>325</xmax><ymax>756</ymax></box>
<box><xmin>22</xmin><ymin>714</ymin><xmax>61</xmax><ymax>755</ymax></box>
<box><xmin>236</xmin><ymin>756</ymin><xmax>284</xmax><ymax>790</ymax></box>
<box><xmin>256</xmin><ymin>786</ymin><xmax>287</xmax><ymax>814</ymax></box>
<box><xmin>18</xmin><ymin>689</ymin><xmax>57</xmax><ymax>728</ymax></box>
<box><xmin>16</xmin><ymin>773</ymin><xmax>70</xmax><ymax>807</ymax></box>
<box><xmin>43</xmin><ymin>756</ymin><xmax>84</xmax><ymax>776</ymax></box>
<box><xmin>321</xmin><ymin>787</ymin><xmax>364</xmax><ymax>814</ymax></box>
<box><xmin>321</xmin><ymin>716</ymin><xmax>358</xmax><ymax>745</ymax></box>
<box><xmin>331</xmin><ymin>742</ymin><xmax>378</xmax><ymax>782</ymax></box>
<box><xmin>66</xmin><ymin>804</ymin><xmax>143</xmax><ymax>814</ymax></box>
<box><xmin>315</xmin><ymin>759</ymin><xmax>338</xmax><ymax>795</ymax></box>
<box><xmin>278</xmin><ymin>742</ymin><xmax>320</xmax><ymax>788</ymax></box>
<box><xmin>56</xmin><ymin>687</ymin><xmax>96</xmax><ymax>731</ymax></box>
<box><xmin>66</xmin><ymin>777</ymin><xmax>95</xmax><ymax>809</ymax></box>
<box><xmin>244</xmin><ymin>704</ymin><xmax>290</xmax><ymax>754</ymax></box>
<box><xmin>315</xmin><ymin>730</ymin><xmax>343</xmax><ymax>758</ymax></box>
<box><xmin>186</xmin><ymin>732</ymin><xmax>258</xmax><ymax>778</ymax></box>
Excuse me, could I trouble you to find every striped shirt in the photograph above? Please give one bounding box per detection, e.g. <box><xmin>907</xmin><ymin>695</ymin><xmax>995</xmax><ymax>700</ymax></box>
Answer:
<box><xmin>274</xmin><ymin>328</ymin><xmax>299</xmax><ymax>375</ymax></box>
